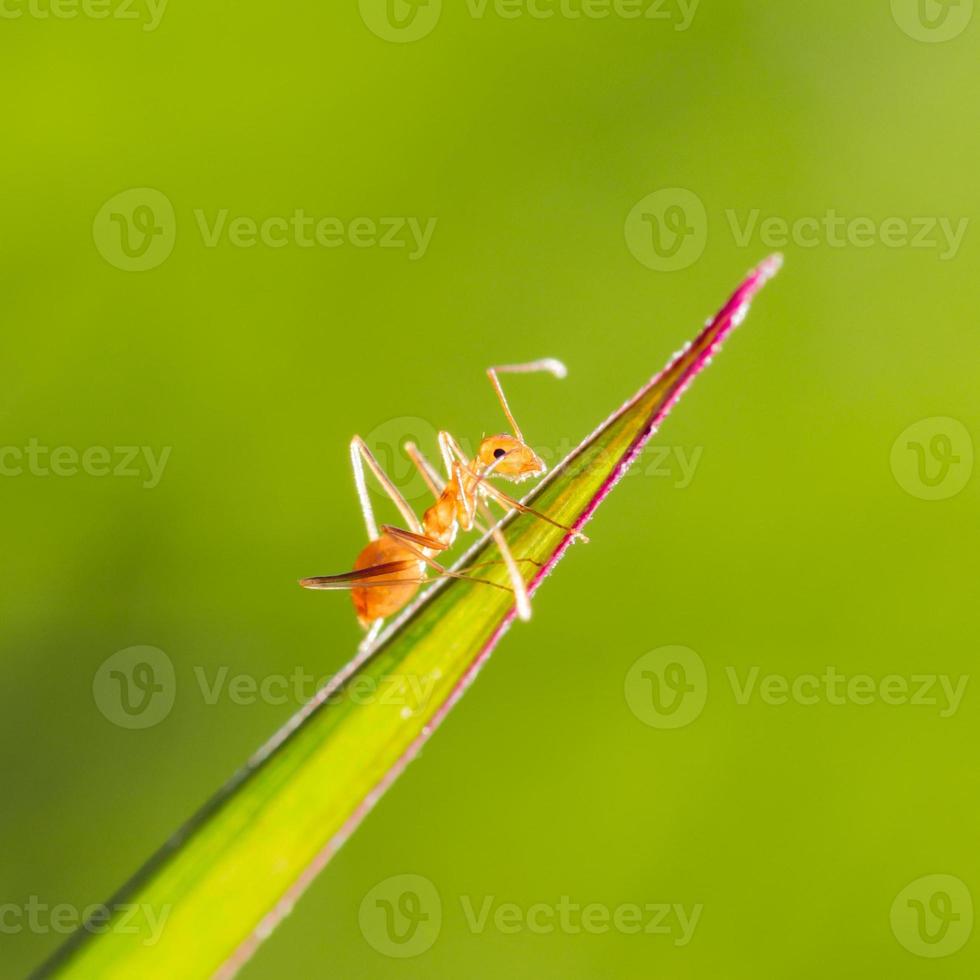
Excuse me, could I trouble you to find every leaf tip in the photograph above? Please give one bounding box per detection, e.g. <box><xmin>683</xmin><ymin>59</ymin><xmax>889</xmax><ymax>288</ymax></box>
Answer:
<box><xmin>756</xmin><ymin>251</ymin><xmax>784</xmax><ymax>283</ymax></box>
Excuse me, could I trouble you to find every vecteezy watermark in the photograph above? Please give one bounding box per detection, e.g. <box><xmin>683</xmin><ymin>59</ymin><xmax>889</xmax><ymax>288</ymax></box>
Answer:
<box><xmin>93</xmin><ymin>188</ymin><xmax>177</xmax><ymax>271</ymax></box>
<box><xmin>725</xmin><ymin>209</ymin><xmax>969</xmax><ymax>261</ymax></box>
<box><xmin>359</xmin><ymin>0</ymin><xmax>442</xmax><ymax>42</ymax></box>
<box><xmin>891</xmin><ymin>0</ymin><xmax>974</xmax><ymax>42</ymax></box>
<box><xmin>624</xmin><ymin>646</ymin><xmax>708</xmax><ymax>729</ymax></box>
<box><xmin>359</xmin><ymin>0</ymin><xmax>699</xmax><ymax>42</ymax></box>
<box><xmin>890</xmin><ymin>417</ymin><xmax>974</xmax><ymax>501</ymax></box>
<box><xmin>725</xmin><ymin>666</ymin><xmax>969</xmax><ymax>718</ymax></box>
<box><xmin>93</xmin><ymin>188</ymin><xmax>438</xmax><ymax>271</ymax></box>
<box><xmin>193</xmin><ymin>666</ymin><xmax>438</xmax><ymax>712</ymax></box>
<box><xmin>0</xmin><ymin>441</ymin><xmax>171</xmax><ymax>488</ymax></box>
<box><xmin>460</xmin><ymin>0</ymin><xmax>699</xmax><ymax>28</ymax></box>
<box><xmin>358</xmin><ymin>874</ymin><xmax>702</xmax><ymax>957</ymax></box>
<box><xmin>625</xmin><ymin>647</ymin><xmax>970</xmax><ymax>728</ymax></box>
<box><xmin>458</xmin><ymin>896</ymin><xmax>702</xmax><ymax>943</ymax></box>
<box><xmin>359</xmin><ymin>417</ymin><xmax>704</xmax><ymax>505</ymax></box>
<box><xmin>633</xmin><ymin>444</ymin><xmax>703</xmax><ymax>488</ymax></box>
<box><xmin>93</xmin><ymin>645</ymin><xmax>440</xmax><ymax>729</ymax></box>
<box><xmin>0</xmin><ymin>0</ymin><xmax>167</xmax><ymax>31</ymax></box>
<box><xmin>537</xmin><ymin>440</ymin><xmax>704</xmax><ymax>490</ymax></box>
<box><xmin>359</xmin><ymin>875</ymin><xmax>443</xmax><ymax>958</ymax></box>
<box><xmin>194</xmin><ymin>210</ymin><xmax>437</xmax><ymax>260</ymax></box>
<box><xmin>93</xmin><ymin>646</ymin><xmax>176</xmax><ymax>729</ymax></box>
<box><xmin>624</xmin><ymin>188</ymin><xmax>708</xmax><ymax>272</ymax></box>
<box><xmin>891</xmin><ymin>875</ymin><xmax>973</xmax><ymax>958</ymax></box>
<box><xmin>0</xmin><ymin>897</ymin><xmax>171</xmax><ymax>945</ymax></box>
<box><xmin>624</xmin><ymin>189</ymin><xmax>970</xmax><ymax>271</ymax></box>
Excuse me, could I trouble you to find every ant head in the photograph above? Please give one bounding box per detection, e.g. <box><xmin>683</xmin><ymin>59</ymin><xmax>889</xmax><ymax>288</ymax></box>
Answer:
<box><xmin>477</xmin><ymin>435</ymin><xmax>545</xmax><ymax>483</ymax></box>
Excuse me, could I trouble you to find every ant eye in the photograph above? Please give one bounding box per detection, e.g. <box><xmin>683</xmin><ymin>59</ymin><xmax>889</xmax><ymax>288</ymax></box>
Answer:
<box><xmin>493</xmin><ymin>448</ymin><xmax>506</xmax><ymax>459</ymax></box>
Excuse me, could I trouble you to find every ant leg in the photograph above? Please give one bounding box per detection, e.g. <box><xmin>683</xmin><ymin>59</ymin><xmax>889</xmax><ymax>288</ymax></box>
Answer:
<box><xmin>486</xmin><ymin>359</ymin><xmax>567</xmax><ymax>441</ymax></box>
<box><xmin>435</xmin><ymin>429</ymin><xmax>566</xmax><ymax>616</ymax></box>
<box><xmin>477</xmin><ymin>499</ymin><xmax>532</xmax><ymax>621</ymax></box>
<box><xmin>432</xmin><ymin>432</ymin><xmax>482</xmax><ymax>528</ymax></box>
<box><xmin>302</xmin><ymin>568</ymin><xmax>515</xmax><ymax>596</ymax></box>
<box><xmin>461</xmin><ymin>556</ymin><xmax>544</xmax><ymax>572</ymax></box>
<box><xmin>436</xmin><ymin>429</ymin><xmax>468</xmax><ymax>479</ymax></box>
<box><xmin>378</xmin><ymin>524</ymin><xmax>448</xmax><ymax>557</ymax></box>
<box><xmin>363</xmin><ymin>524</ymin><xmax>544</xmax><ymax>572</ymax></box>
<box><xmin>403</xmin><ymin>441</ymin><xmax>445</xmax><ymax>496</ymax></box>
<box><xmin>437</xmin><ymin>430</ymin><xmax>485</xmax><ymax>513</ymax></box>
<box><xmin>309</xmin><ymin>519</ymin><xmax>496</xmax><ymax>599</ymax></box>
<box><xmin>368</xmin><ymin>525</ymin><xmax>521</xmax><ymax>597</ymax></box>
<box><xmin>454</xmin><ymin>461</ymin><xmax>480</xmax><ymax>530</ymax></box>
<box><xmin>405</xmin><ymin>440</ymin><xmax>495</xmax><ymax>536</ymax></box>
<box><xmin>379</xmin><ymin>524</ymin><xmax>528</xmax><ymax>610</ymax></box>
<box><xmin>301</xmin><ymin>557</ymin><xmax>426</xmax><ymax>590</ymax></box>
<box><xmin>350</xmin><ymin>435</ymin><xmax>423</xmax><ymax>540</ymax></box>
<box><xmin>439</xmin><ymin>429</ymin><xmax>484</xmax><ymax>471</ymax></box>
<box><xmin>438</xmin><ymin>428</ymin><xmax>567</xmax><ymax>541</ymax></box>
<box><xmin>439</xmin><ymin>444</ymin><xmax>587</xmax><ymax>543</ymax></box>
<box><xmin>479</xmin><ymin>480</ymin><xmax>589</xmax><ymax>543</ymax></box>
<box><xmin>300</xmin><ymin>534</ymin><xmax>535</xmax><ymax>605</ymax></box>
<box><xmin>361</xmin><ymin>619</ymin><xmax>384</xmax><ymax>652</ymax></box>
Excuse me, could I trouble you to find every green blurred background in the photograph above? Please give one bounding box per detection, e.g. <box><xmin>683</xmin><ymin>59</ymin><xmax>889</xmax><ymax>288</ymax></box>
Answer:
<box><xmin>2</xmin><ymin>0</ymin><xmax>978</xmax><ymax>976</ymax></box>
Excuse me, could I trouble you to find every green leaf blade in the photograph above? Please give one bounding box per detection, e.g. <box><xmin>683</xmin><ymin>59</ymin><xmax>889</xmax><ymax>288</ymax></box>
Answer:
<box><xmin>38</xmin><ymin>255</ymin><xmax>781</xmax><ymax>980</ymax></box>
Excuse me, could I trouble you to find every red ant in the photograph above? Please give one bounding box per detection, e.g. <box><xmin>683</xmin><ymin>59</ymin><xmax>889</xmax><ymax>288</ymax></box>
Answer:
<box><xmin>300</xmin><ymin>360</ymin><xmax>584</xmax><ymax>644</ymax></box>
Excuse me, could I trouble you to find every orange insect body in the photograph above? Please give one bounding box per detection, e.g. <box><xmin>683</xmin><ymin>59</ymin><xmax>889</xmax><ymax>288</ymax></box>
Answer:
<box><xmin>349</xmin><ymin>535</ymin><xmax>422</xmax><ymax>626</ymax></box>
<box><xmin>301</xmin><ymin>362</ymin><xmax>578</xmax><ymax>638</ymax></box>
<box><xmin>350</xmin><ymin>435</ymin><xmax>546</xmax><ymax>625</ymax></box>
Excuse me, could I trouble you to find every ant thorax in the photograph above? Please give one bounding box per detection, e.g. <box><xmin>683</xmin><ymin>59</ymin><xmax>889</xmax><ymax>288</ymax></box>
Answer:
<box><xmin>422</xmin><ymin>480</ymin><xmax>462</xmax><ymax>548</ymax></box>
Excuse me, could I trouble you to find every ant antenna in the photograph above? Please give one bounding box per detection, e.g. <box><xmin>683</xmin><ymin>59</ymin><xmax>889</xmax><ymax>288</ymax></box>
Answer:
<box><xmin>486</xmin><ymin>359</ymin><xmax>567</xmax><ymax>442</ymax></box>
